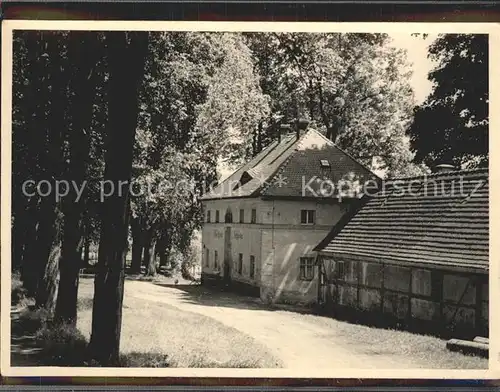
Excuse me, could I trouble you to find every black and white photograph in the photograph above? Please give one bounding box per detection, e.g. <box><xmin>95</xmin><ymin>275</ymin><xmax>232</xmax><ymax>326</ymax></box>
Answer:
<box><xmin>1</xmin><ymin>21</ymin><xmax>497</xmax><ymax>377</ymax></box>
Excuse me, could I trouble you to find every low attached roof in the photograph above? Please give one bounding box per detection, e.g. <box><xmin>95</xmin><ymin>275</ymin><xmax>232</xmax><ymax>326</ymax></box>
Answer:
<box><xmin>201</xmin><ymin>129</ymin><xmax>377</xmax><ymax>200</ymax></box>
<box><xmin>315</xmin><ymin>168</ymin><xmax>489</xmax><ymax>272</ymax></box>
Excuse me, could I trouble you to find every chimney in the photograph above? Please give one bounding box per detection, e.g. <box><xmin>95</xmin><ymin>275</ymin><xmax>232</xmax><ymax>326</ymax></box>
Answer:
<box><xmin>279</xmin><ymin>124</ymin><xmax>291</xmax><ymax>143</ymax></box>
<box><xmin>433</xmin><ymin>163</ymin><xmax>456</xmax><ymax>173</ymax></box>
<box><xmin>296</xmin><ymin>118</ymin><xmax>310</xmax><ymax>139</ymax></box>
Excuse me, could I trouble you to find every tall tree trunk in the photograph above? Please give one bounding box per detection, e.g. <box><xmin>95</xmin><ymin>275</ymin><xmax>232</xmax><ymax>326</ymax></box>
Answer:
<box><xmin>308</xmin><ymin>79</ymin><xmax>315</xmax><ymax>120</ymax></box>
<box><xmin>55</xmin><ymin>209</ymin><xmax>85</xmax><ymax>324</ymax></box>
<box><xmin>83</xmin><ymin>235</ymin><xmax>91</xmax><ymax>267</ymax></box>
<box><xmin>12</xmin><ymin>204</ymin><xmax>28</xmax><ymax>272</ymax></box>
<box><xmin>18</xmin><ymin>197</ymin><xmax>40</xmax><ymax>294</ymax></box>
<box><xmin>157</xmin><ymin>228</ymin><xmax>172</xmax><ymax>268</ymax></box>
<box><xmin>130</xmin><ymin>216</ymin><xmax>143</xmax><ymax>274</ymax></box>
<box><xmin>159</xmin><ymin>248</ymin><xmax>168</xmax><ymax>268</ymax></box>
<box><xmin>21</xmin><ymin>32</ymin><xmax>64</xmax><ymax>301</ymax></box>
<box><xmin>34</xmin><ymin>198</ymin><xmax>60</xmax><ymax>311</ymax></box>
<box><xmin>257</xmin><ymin>122</ymin><xmax>263</xmax><ymax>153</ymax></box>
<box><xmin>35</xmin><ymin>32</ymin><xmax>68</xmax><ymax>314</ymax></box>
<box><xmin>55</xmin><ymin>32</ymin><xmax>99</xmax><ymax>325</ymax></box>
<box><xmin>88</xmin><ymin>31</ymin><xmax>148</xmax><ymax>365</ymax></box>
<box><xmin>143</xmin><ymin>227</ymin><xmax>157</xmax><ymax>276</ymax></box>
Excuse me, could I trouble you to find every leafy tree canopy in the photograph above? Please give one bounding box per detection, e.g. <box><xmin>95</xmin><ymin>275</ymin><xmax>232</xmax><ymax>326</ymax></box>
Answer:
<box><xmin>409</xmin><ymin>34</ymin><xmax>488</xmax><ymax>168</ymax></box>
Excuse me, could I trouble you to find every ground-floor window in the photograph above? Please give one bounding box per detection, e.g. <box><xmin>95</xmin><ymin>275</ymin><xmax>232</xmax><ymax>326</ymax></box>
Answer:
<box><xmin>214</xmin><ymin>250</ymin><xmax>218</xmax><ymax>269</ymax></box>
<box><xmin>299</xmin><ymin>257</ymin><xmax>315</xmax><ymax>280</ymax></box>
<box><xmin>238</xmin><ymin>253</ymin><xmax>243</xmax><ymax>274</ymax></box>
<box><xmin>205</xmin><ymin>248</ymin><xmax>209</xmax><ymax>267</ymax></box>
<box><xmin>249</xmin><ymin>255</ymin><xmax>255</xmax><ymax>278</ymax></box>
<box><xmin>335</xmin><ymin>260</ymin><xmax>346</xmax><ymax>279</ymax></box>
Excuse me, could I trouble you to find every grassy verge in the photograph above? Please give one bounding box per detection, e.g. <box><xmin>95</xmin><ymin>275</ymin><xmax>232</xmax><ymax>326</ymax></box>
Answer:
<box><xmin>77</xmin><ymin>278</ymin><xmax>282</xmax><ymax>368</ymax></box>
<box><xmin>11</xmin><ymin>272</ymin><xmax>87</xmax><ymax>367</ymax></box>
<box><xmin>11</xmin><ymin>273</ymin><xmax>31</xmax><ymax>308</ymax></box>
<box><xmin>12</xmin><ymin>275</ymin><xmax>280</xmax><ymax>368</ymax></box>
<box><xmin>283</xmin><ymin>311</ymin><xmax>487</xmax><ymax>369</ymax></box>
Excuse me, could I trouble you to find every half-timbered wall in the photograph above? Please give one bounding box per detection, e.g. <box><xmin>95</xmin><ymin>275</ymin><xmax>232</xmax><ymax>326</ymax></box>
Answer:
<box><xmin>318</xmin><ymin>256</ymin><xmax>488</xmax><ymax>338</ymax></box>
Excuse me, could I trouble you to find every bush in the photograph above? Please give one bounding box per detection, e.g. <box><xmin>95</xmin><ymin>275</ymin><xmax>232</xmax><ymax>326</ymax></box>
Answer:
<box><xmin>180</xmin><ymin>245</ymin><xmax>200</xmax><ymax>281</ymax></box>
<box><xmin>11</xmin><ymin>273</ymin><xmax>30</xmax><ymax>307</ymax></box>
<box><xmin>18</xmin><ymin>307</ymin><xmax>52</xmax><ymax>333</ymax></box>
<box><xmin>34</xmin><ymin>322</ymin><xmax>88</xmax><ymax>366</ymax></box>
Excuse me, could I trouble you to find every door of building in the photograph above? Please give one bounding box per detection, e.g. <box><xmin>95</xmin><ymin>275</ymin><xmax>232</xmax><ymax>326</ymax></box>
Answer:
<box><xmin>223</xmin><ymin>226</ymin><xmax>232</xmax><ymax>285</ymax></box>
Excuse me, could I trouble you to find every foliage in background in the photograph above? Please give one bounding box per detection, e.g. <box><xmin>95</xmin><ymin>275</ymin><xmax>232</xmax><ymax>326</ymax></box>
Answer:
<box><xmin>409</xmin><ymin>34</ymin><xmax>488</xmax><ymax>168</ymax></box>
<box><xmin>245</xmin><ymin>32</ymin><xmax>425</xmax><ymax>177</ymax></box>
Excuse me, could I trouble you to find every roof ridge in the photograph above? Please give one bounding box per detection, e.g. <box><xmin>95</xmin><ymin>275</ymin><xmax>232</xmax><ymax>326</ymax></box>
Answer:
<box><xmin>390</xmin><ymin>166</ymin><xmax>489</xmax><ymax>182</ymax></box>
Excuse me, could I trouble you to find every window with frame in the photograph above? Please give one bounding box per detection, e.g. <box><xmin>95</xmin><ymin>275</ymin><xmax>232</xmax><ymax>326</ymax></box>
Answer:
<box><xmin>300</xmin><ymin>209</ymin><xmax>316</xmax><ymax>224</ymax></box>
<box><xmin>205</xmin><ymin>248</ymin><xmax>209</xmax><ymax>267</ymax></box>
<box><xmin>239</xmin><ymin>209</ymin><xmax>245</xmax><ymax>223</ymax></box>
<box><xmin>214</xmin><ymin>250</ymin><xmax>218</xmax><ymax>269</ymax></box>
<box><xmin>249</xmin><ymin>255</ymin><xmax>255</xmax><ymax>278</ymax></box>
<box><xmin>299</xmin><ymin>257</ymin><xmax>315</xmax><ymax>280</ymax></box>
<box><xmin>251</xmin><ymin>208</ymin><xmax>257</xmax><ymax>224</ymax></box>
<box><xmin>206</xmin><ymin>210</ymin><xmax>211</xmax><ymax>223</ymax></box>
<box><xmin>215</xmin><ymin>210</ymin><xmax>220</xmax><ymax>223</ymax></box>
<box><xmin>238</xmin><ymin>253</ymin><xmax>243</xmax><ymax>274</ymax></box>
<box><xmin>335</xmin><ymin>261</ymin><xmax>346</xmax><ymax>280</ymax></box>
<box><xmin>224</xmin><ymin>208</ymin><xmax>233</xmax><ymax>223</ymax></box>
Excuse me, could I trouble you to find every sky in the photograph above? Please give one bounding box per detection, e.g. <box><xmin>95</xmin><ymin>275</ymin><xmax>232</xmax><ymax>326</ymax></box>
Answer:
<box><xmin>389</xmin><ymin>33</ymin><xmax>438</xmax><ymax>104</ymax></box>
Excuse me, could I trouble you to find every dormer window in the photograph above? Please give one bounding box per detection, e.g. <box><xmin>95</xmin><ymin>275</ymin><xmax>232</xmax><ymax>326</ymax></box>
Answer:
<box><xmin>320</xmin><ymin>159</ymin><xmax>330</xmax><ymax>168</ymax></box>
<box><xmin>233</xmin><ymin>171</ymin><xmax>253</xmax><ymax>191</ymax></box>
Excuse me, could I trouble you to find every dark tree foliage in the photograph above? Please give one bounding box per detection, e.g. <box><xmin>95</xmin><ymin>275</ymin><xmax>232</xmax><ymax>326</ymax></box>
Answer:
<box><xmin>409</xmin><ymin>34</ymin><xmax>488</xmax><ymax>168</ymax></box>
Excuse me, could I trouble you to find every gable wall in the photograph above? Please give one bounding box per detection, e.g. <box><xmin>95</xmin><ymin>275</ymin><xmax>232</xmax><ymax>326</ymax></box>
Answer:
<box><xmin>260</xmin><ymin>199</ymin><xmax>350</xmax><ymax>305</ymax></box>
<box><xmin>201</xmin><ymin>197</ymin><xmax>353</xmax><ymax>304</ymax></box>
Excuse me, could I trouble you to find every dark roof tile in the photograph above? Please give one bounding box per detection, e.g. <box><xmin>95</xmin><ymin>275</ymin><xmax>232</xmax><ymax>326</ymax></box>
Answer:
<box><xmin>201</xmin><ymin>129</ymin><xmax>376</xmax><ymax>200</ymax></box>
<box><xmin>315</xmin><ymin>168</ymin><xmax>489</xmax><ymax>271</ymax></box>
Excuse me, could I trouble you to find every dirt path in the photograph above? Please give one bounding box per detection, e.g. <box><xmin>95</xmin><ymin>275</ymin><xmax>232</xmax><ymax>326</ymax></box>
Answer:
<box><xmin>126</xmin><ymin>280</ymin><xmax>428</xmax><ymax>369</ymax></box>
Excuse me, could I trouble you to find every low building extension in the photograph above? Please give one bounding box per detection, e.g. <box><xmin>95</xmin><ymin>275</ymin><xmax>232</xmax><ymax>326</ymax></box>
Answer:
<box><xmin>314</xmin><ymin>167</ymin><xmax>489</xmax><ymax>338</ymax></box>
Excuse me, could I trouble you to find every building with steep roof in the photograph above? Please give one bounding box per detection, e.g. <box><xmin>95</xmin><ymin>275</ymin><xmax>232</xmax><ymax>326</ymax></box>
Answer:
<box><xmin>200</xmin><ymin>127</ymin><xmax>377</xmax><ymax>304</ymax></box>
<box><xmin>315</xmin><ymin>167</ymin><xmax>489</xmax><ymax>337</ymax></box>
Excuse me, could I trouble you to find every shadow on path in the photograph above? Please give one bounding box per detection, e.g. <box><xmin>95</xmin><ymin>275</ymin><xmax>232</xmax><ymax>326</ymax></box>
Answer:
<box><xmin>152</xmin><ymin>283</ymin><xmax>316</xmax><ymax>315</ymax></box>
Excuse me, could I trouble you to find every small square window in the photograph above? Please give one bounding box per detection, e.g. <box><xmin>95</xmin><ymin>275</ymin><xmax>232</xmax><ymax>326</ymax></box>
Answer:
<box><xmin>299</xmin><ymin>257</ymin><xmax>315</xmax><ymax>280</ymax></box>
<box><xmin>251</xmin><ymin>208</ymin><xmax>257</xmax><ymax>224</ymax></box>
<box><xmin>238</xmin><ymin>253</ymin><xmax>243</xmax><ymax>274</ymax></box>
<box><xmin>300</xmin><ymin>210</ymin><xmax>315</xmax><ymax>224</ymax></box>
<box><xmin>239</xmin><ymin>209</ymin><xmax>245</xmax><ymax>223</ymax></box>
<box><xmin>215</xmin><ymin>210</ymin><xmax>220</xmax><ymax>223</ymax></box>
<box><xmin>249</xmin><ymin>255</ymin><xmax>255</xmax><ymax>278</ymax></box>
